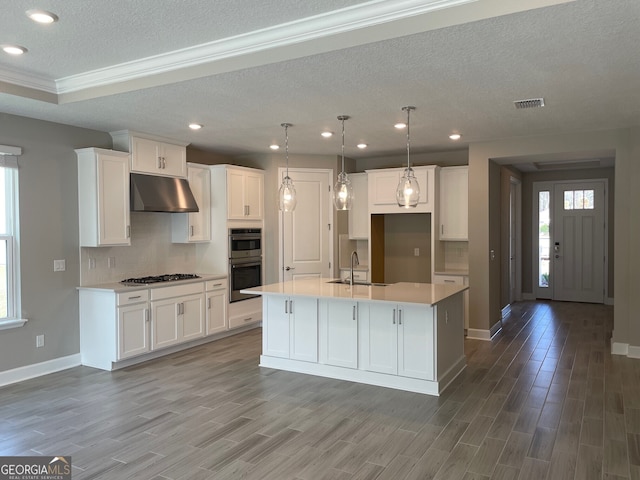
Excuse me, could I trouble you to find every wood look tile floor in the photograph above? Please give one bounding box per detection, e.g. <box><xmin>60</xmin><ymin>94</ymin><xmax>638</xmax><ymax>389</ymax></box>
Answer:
<box><xmin>1</xmin><ymin>301</ymin><xmax>635</xmax><ymax>479</ymax></box>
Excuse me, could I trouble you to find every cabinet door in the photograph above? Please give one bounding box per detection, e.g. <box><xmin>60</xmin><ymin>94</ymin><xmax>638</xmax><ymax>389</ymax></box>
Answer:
<box><xmin>131</xmin><ymin>136</ymin><xmax>161</xmax><ymax>174</ymax></box>
<box><xmin>321</xmin><ymin>300</ymin><xmax>358</xmax><ymax>369</ymax></box>
<box><xmin>117</xmin><ymin>303</ymin><xmax>149</xmax><ymax>360</ymax></box>
<box><xmin>349</xmin><ymin>173</ymin><xmax>368</xmax><ymax>239</ymax></box>
<box><xmin>227</xmin><ymin>169</ymin><xmax>246</xmax><ymax>219</ymax></box>
<box><xmin>397</xmin><ymin>304</ymin><xmax>434</xmax><ymax>380</ymax></box>
<box><xmin>370</xmin><ymin>171</ymin><xmax>400</xmax><ymax>206</ymax></box>
<box><xmin>263</xmin><ymin>296</ymin><xmax>290</xmax><ymax>358</ymax></box>
<box><xmin>439</xmin><ymin>167</ymin><xmax>468</xmax><ymax>240</ymax></box>
<box><xmin>181</xmin><ymin>294</ymin><xmax>205</xmax><ymax>341</ymax></box>
<box><xmin>98</xmin><ymin>152</ymin><xmax>130</xmax><ymax>246</ymax></box>
<box><xmin>160</xmin><ymin>142</ymin><xmax>187</xmax><ymax>178</ymax></box>
<box><xmin>151</xmin><ymin>299</ymin><xmax>180</xmax><ymax>350</ymax></box>
<box><xmin>360</xmin><ymin>303</ymin><xmax>397</xmax><ymax>374</ymax></box>
<box><xmin>290</xmin><ymin>297</ymin><xmax>318</xmax><ymax>362</ymax></box>
<box><xmin>188</xmin><ymin>165</ymin><xmax>211</xmax><ymax>241</ymax></box>
<box><xmin>244</xmin><ymin>171</ymin><xmax>263</xmax><ymax>220</ymax></box>
<box><xmin>206</xmin><ymin>289</ymin><xmax>227</xmax><ymax>335</ymax></box>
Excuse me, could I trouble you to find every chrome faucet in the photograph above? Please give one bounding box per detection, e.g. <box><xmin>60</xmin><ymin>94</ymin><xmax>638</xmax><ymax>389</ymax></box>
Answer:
<box><xmin>350</xmin><ymin>251</ymin><xmax>359</xmax><ymax>285</ymax></box>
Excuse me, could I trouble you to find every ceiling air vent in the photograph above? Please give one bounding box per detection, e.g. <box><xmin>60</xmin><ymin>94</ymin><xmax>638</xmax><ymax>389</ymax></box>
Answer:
<box><xmin>514</xmin><ymin>98</ymin><xmax>545</xmax><ymax>109</ymax></box>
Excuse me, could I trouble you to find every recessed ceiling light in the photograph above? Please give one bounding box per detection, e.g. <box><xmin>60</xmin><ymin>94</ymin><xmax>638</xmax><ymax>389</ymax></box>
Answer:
<box><xmin>357</xmin><ymin>143</ymin><xmax>368</xmax><ymax>149</ymax></box>
<box><xmin>2</xmin><ymin>45</ymin><xmax>27</xmax><ymax>55</ymax></box>
<box><xmin>188</xmin><ymin>123</ymin><xmax>203</xmax><ymax>130</ymax></box>
<box><xmin>449</xmin><ymin>133</ymin><xmax>461</xmax><ymax>140</ymax></box>
<box><xmin>269</xmin><ymin>144</ymin><xmax>280</xmax><ymax>150</ymax></box>
<box><xmin>321</xmin><ymin>131</ymin><xmax>333</xmax><ymax>138</ymax></box>
<box><xmin>26</xmin><ymin>9</ymin><xmax>58</xmax><ymax>24</ymax></box>
<box><xmin>394</xmin><ymin>122</ymin><xmax>406</xmax><ymax>129</ymax></box>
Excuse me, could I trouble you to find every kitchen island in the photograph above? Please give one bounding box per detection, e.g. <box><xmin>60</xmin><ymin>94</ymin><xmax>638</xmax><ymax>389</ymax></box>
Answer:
<box><xmin>243</xmin><ymin>278</ymin><xmax>467</xmax><ymax>395</ymax></box>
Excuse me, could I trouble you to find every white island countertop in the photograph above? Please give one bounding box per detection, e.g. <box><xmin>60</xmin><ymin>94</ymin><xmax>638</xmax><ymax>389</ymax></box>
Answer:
<box><xmin>243</xmin><ymin>277</ymin><xmax>467</xmax><ymax>306</ymax></box>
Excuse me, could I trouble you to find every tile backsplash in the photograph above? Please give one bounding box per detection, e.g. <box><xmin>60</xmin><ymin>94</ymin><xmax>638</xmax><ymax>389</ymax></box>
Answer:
<box><xmin>80</xmin><ymin>212</ymin><xmax>198</xmax><ymax>286</ymax></box>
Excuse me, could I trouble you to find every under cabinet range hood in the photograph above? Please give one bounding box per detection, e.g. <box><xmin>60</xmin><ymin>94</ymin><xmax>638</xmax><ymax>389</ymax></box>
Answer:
<box><xmin>130</xmin><ymin>173</ymin><xmax>199</xmax><ymax>213</ymax></box>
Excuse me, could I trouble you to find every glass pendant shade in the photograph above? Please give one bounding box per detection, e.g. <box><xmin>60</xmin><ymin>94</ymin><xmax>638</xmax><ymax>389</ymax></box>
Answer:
<box><xmin>334</xmin><ymin>171</ymin><xmax>353</xmax><ymax>210</ymax></box>
<box><xmin>333</xmin><ymin>115</ymin><xmax>353</xmax><ymax>210</ymax></box>
<box><xmin>396</xmin><ymin>106</ymin><xmax>420</xmax><ymax>208</ymax></box>
<box><xmin>396</xmin><ymin>167</ymin><xmax>420</xmax><ymax>208</ymax></box>
<box><xmin>279</xmin><ymin>175</ymin><xmax>297</xmax><ymax>212</ymax></box>
<box><xmin>278</xmin><ymin>123</ymin><xmax>296</xmax><ymax>212</ymax></box>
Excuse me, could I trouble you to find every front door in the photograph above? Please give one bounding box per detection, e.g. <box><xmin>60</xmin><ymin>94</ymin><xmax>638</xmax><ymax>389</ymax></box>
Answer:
<box><xmin>552</xmin><ymin>181</ymin><xmax>605</xmax><ymax>303</ymax></box>
<box><xmin>279</xmin><ymin>168</ymin><xmax>332</xmax><ymax>282</ymax></box>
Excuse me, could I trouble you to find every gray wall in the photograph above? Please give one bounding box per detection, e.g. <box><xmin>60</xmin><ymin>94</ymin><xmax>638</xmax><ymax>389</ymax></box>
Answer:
<box><xmin>0</xmin><ymin>113</ymin><xmax>111</xmax><ymax>373</ymax></box>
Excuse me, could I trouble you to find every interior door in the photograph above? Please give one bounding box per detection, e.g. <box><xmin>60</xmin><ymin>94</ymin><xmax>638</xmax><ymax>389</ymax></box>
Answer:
<box><xmin>279</xmin><ymin>168</ymin><xmax>332</xmax><ymax>282</ymax></box>
<box><xmin>552</xmin><ymin>181</ymin><xmax>605</xmax><ymax>303</ymax></box>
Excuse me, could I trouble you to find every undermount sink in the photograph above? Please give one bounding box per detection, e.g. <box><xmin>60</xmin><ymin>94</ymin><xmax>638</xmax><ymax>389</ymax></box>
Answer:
<box><xmin>327</xmin><ymin>279</ymin><xmax>389</xmax><ymax>287</ymax></box>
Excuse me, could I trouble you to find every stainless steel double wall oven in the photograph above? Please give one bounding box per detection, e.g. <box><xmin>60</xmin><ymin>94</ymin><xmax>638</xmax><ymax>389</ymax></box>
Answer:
<box><xmin>228</xmin><ymin>228</ymin><xmax>262</xmax><ymax>302</ymax></box>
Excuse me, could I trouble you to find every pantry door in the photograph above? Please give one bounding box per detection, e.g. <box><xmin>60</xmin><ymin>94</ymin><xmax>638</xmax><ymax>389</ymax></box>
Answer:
<box><xmin>279</xmin><ymin>168</ymin><xmax>332</xmax><ymax>282</ymax></box>
<box><xmin>552</xmin><ymin>180</ymin><xmax>606</xmax><ymax>303</ymax></box>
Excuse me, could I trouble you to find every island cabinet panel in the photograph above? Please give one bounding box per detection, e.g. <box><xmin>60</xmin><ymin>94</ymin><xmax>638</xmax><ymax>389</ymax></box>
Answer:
<box><xmin>359</xmin><ymin>303</ymin><xmax>434</xmax><ymax>380</ymax></box>
<box><xmin>319</xmin><ymin>299</ymin><xmax>358</xmax><ymax>369</ymax></box>
<box><xmin>263</xmin><ymin>296</ymin><xmax>318</xmax><ymax>361</ymax></box>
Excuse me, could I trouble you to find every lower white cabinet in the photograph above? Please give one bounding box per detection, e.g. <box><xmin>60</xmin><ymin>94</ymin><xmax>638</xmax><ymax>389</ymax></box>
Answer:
<box><xmin>359</xmin><ymin>303</ymin><xmax>434</xmax><ymax>380</ymax></box>
<box><xmin>206</xmin><ymin>279</ymin><xmax>228</xmax><ymax>335</ymax></box>
<box><xmin>263</xmin><ymin>296</ymin><xmax>318</xmax><ymax>362</ymax></box>
<box><xmin>117</xmin><ymin>302</ymin><xmax>150</xmax><ymax>360</ymax></box>
<box><xmin>319</xmin><ymin>298</ymin><xmax>358</xmax><ymax>369</ymax></box>
<box><xmin>150</xmin><ymin>283</ymin><xmax>205</xmax><ymax>350</ymax></box>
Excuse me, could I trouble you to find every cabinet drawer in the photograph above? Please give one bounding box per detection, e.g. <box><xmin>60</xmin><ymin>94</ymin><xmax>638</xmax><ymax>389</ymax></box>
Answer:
<box><xmin>205</xmin><ymin>279</ymin><xmax>227</xmax><ymax>291</ymax></box>
<box><xmin>433</xmin><ymin>275</ymin><xmax>464</xmax><ymax>285</ymax></box>
<box><xmin>151</xmin><ymin>282</ymin><xmax>204</xmax><ymax>301</ymax></box>
<box><xmin>117</xmin><ymin>290</ymin><xmax>149</xmax><ymax>306</ymax></box>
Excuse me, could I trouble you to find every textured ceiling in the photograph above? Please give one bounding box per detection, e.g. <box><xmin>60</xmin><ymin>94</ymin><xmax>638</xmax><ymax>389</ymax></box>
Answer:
<box><xmin>1</xmin><ymin>0</ymin><xmax>638</xmax><ymax>162</ymax></box>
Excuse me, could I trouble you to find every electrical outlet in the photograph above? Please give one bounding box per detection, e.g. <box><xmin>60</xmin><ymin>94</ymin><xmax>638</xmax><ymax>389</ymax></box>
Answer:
<box><xmin>88</xmin><ymin>257</ymin><xmax>96</xmax><ymax>269</ymax></box>
<box><xmin>36</xmin><ymin>334</ymin><xmax>44</xmax><ymax>348</ymax></box>
<box><xmin>53</xmin><ymin>259</ymin><xmax>66</xmax><ymax>272</ymax></box>
<box><xmin>414</xmin><ymin>248</ymin><xmax>420</xmax><ymax>256</ymax></box>
<box><xmin>108</xmin><ymin>257</ymin><xmax>116</xmax><ymax>268</ymax></box>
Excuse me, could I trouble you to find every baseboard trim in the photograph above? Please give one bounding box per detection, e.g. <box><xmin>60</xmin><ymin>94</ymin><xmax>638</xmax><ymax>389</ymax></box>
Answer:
<box><xmin>521</xmin><ymin>292</ymin><xmax>536</xmax><ymax>300</ymax></box>
<box><xmin>467</xmin><ymin>322</ymin><xmax>502</xmax><ymax>342</ymax></box>
<box><xmin>610</xmin><ymin>340</ymin><xmax>640</xmax><ymax>358</ymax></box>
<box><xmin>0</xmin><ymin>354</ymin><xmax>81</xmax><ymax>388</ymax></box>
<box><xmin>501</xmin><ymin>305</ymin><xmax>512</xmax><ymax>319</ymax></box>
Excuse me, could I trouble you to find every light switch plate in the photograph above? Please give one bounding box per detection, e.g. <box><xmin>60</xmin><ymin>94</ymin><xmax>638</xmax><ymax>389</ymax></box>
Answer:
<box><xmin>53</xmin><ymin>259</ymin><xmax>66</xmax><ymax>272</ymax></box>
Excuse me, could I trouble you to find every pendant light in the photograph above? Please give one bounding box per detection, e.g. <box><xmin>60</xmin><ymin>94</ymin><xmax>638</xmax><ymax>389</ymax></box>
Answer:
<box><xmin>396</xmin><ymin>106</ymin><xmax>420</xmax><ymax>208</ymax></box>
<box><xmin>333</xmin><ymin>115</ymin><xmax>353</xmax><ymax>210</ymax></box>
<box><xmin>278</xmin><ymin>123</ymin><xmax>297</xmax><ymax>212</ymax></box>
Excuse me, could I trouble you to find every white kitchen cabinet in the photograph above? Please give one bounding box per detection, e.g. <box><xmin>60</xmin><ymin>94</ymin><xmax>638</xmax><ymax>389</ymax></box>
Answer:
<box><xmin>263</xmin><ymin>295</ymin><xmax>318</xmax><ymax>362</ymax></box>
<box><xmin>110</xmin><ymin>130</ymin><xmax>188</xmax><ymax>178</ymax></box>
<box><xmin>434</xmin><ymin>274</ymin><xmax>469</xmax><ymax>330</ymax></box>
<box><xmin>76</xmin><ymin>148</ymin><xmax>131</xmax><ymax>247</ymax></box>
<box><xmin>227</xmin><ymin>167</ymin><xmax>264</xmax><ymax>220</ymax></box>
<box><xmin>118</xmin><ymin>302</ymin><xmax>150</xmax><ymax>360</ymax></box>
<box><xmin>172</xmin><ymin>162</ymin><xmax>211</xmax><ymax>243</ymax></box>
<box><xmin>348</xmin><ymin>172</ymin><xmax>368</xmax><ymax>239</ymax></box>
<box><xmin>360</xmin><ymin>302</ymin><xmax>434</xmax><ymax>380</ymax></box>
<box><xmin>319</xmin><ymin>298</ymin><xmax>358</xmax><ymax>369</ymax></box>
<box><xmin>150</xmin><ymin>283</ymin><xmax>205</xmax><ymax>350</ymax></box>
<box><xmin>439</xmin><ymin>166</ymin><xmax>468</xmax><ymax>240</ymax></box>
<box><xmin>366</xmin><ymin>166</ymin><xmax>437</xmax><ymax>214</ymax></box>
<box><xmin>228</xmin><ymin>296</ymin><xmax>262</xmax><ymax>329</ymax></box>
<box><xmin>206</xmin><ymin>279</ymin><xmax>227</xmax><ymax>335</ymax></box>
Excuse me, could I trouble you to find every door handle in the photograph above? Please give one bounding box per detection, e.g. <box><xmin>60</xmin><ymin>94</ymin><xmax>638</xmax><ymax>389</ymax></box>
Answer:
<box><xmin>285</xmin><ymin>266</ymin><xmax>295</xmax><ymax>271</ymax></box>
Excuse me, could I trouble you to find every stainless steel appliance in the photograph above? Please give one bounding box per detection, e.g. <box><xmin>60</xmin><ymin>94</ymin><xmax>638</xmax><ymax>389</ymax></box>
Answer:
<box><xmin>120</xmin><ymin>273</ymin><xmax>200</xmax><ymax>285</ymax></box>
<box><xmin>229</xmin><ymin>228</ymin><xmax>262</xmax><ymax>302</ymax></box>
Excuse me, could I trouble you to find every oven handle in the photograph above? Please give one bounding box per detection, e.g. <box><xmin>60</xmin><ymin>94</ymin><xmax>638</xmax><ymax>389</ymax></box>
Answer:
<box><xmin>231</xmin><ymin>261</ymin><xmax>262</xmax><ymax>268</ymax></box>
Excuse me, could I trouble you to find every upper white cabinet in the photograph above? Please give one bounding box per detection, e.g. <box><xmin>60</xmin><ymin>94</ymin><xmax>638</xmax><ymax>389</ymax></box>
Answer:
<box><xmin>366</xmin><ymin>165</ymin><xmax>437</xmax><ymax>214</ymax></box>
<box><xmin>172</xmin><ymin>163</ymin><xmax>211</xmax><ymax>243</ymax></box>
<box><xmin>226</xmin><ymin>167</ymin><xmax>263</xmax><ymax>220</ymax></box>
<box><xmin>348</xmin><ymin>173</ymin><xmax>368</xmax><ymax>239</ymax></box>
<box><xmin>110</xmin><ymin>130</ymin><xmax>188</xmax><ymax>178</ymax></box>
<box><xmin>439</xmin><ymin>166</ymin><xmax>468</xmax><ymax>241</ymax></box>
<box><xmin>77</xmin><ymin>148</ymin><xmax>131</xmax><ymax>247</ymax></box>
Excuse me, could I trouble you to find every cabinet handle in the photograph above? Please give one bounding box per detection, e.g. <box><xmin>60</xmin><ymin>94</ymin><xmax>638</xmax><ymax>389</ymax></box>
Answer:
<box><xmin>352</xmin><ymin>305</ymin><xmax>356</xmax><ymax>321</ymax></box>
<box><xmin>128</xmin><ymin>295</ymin><xmax>142</xmax><ymax>300</ymax></box>
<box><xmin>126</xmin><ymin>226</ymin><xmax>131</xmax><ymax>238</ymax></box>
<box><xmin>441</xmin><ymin>225</ymin><xmax>444</xmax><ymax>235</ymax></box>
<box><xmin>162</xmin><ymin>157</ymin><xmax>166</xmax><ymax>169</ymax></box>
<box><xmin>393</xmin><ymin>308</ymin><xmax>396</xmax><ymax>324</ymax></box>
<box><xmin>398</xmin><ymin>309</ymin><xmax>402</xmax><ymax>325</ymax></box>
<box><xmin>243</xmin><ymin>317</ymin><xmax>253</xmax><ymax>322</ymax></box>
<box><xmin>145</xmin><ymin>309</ymin><xmax>149</xmax><ymax>322</ymax></box>
<box><xmin>157</xmin><ymin>156</ymin><xmax>162</xmax><ymax>169</ymax></box>
<box><xmin>207</xmin><ymin>298</ymin><xmax>211</xmax><ymax>309</ymax></box>
<box><xmin>444</xmin><ymin>280</ymin><xmax>455</xmax><ymax>283</ymax></box>
<box><xmin>285</xmin><ymin>299</ymin><xmax>288</xmax><ymax>314</ymax></box>
<box><xmin>290</xmin><ymin>300</ymin><xmax>293</xmax><ymax>314</ymax></box>
<box><xmin>190</xmin><ymin>225</ymin><xmax>194</xmax><ymax>237</ymax></box>
<box><xmin>213</xmin><ymin>283</ymin><xmax>222</xmax><ymax>287</ymax></box>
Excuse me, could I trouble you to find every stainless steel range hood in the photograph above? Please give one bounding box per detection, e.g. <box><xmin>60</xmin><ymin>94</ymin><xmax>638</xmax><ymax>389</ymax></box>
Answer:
<box><xmin>130</xmin><ymin>173</ymin><xmax>199</xmax><ymax>213</ymax></box>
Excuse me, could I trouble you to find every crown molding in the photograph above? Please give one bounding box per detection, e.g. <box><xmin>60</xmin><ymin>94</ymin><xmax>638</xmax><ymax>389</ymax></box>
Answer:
<box><xmin>0</xmin><ymin>66</ymin><xmax>57</xmax><ymax>93</ymax></box>
<box><xmin>55</xmin><ymin>0</ymin><xmax>475</xmax><ymax>94</ymax></box>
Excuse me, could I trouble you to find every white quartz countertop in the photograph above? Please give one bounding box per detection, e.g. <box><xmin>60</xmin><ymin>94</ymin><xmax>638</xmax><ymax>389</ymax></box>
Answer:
<box><xmin>242</xmin><ymin>277</ymin><xmax>467</xmax><ymax>306</ymax></box>
<box><xmin>77</xmin><ymin>273</ymin><xmax>227</xmax><ymax>293</ymax></box>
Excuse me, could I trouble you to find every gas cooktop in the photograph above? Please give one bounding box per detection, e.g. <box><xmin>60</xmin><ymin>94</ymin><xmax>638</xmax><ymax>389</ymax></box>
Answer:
<box><xmin>120</xmin><ymin>273</ymin><xmax>201</xmax><ymax>285</ymax></box>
